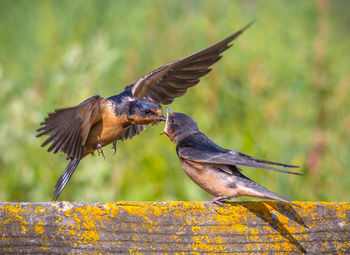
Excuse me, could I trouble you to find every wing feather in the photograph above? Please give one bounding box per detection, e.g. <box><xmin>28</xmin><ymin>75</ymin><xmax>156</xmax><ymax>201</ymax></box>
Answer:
<box><xmin>131</xmin><ymin>21</ymin><xmax>254</xmax><ymax>104</ymax></box>
<box><xmin>177</xmin><ymin>131</ymin><xmax>300</xmax><ymax>175</ymax></box>
<box><xmin>120</xmin><ymin>124</ymin><xmax>146</xmax><ymax>141</ymax></box>
<box><xmin>37</xmin><ymin>95</ymin><xmax>103</xmax><ymax>159</ymax></box>
<box><xmin>179</xmin><ymin>146</ymin><xmax>300</xmax><ymax>175</ymax></box>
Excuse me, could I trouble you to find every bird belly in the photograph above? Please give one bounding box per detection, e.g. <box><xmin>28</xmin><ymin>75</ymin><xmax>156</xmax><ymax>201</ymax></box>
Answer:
<box><xmin>84</xmin><ymin>109</ymin><xmax>129</xmax><ymax>155</ymax></box>
<box><xmin>181</xmin><ymin>160</ymin><xmax>287</xmax><ymax>201</ymax></box>
<box><xmin>180</xmin><ymin>159</ymin><xmax>237</xmax><ymax>198</ymax></box>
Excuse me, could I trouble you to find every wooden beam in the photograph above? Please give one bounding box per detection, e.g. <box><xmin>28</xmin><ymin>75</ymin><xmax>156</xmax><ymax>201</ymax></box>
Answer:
<box><xmin>0</xmin><ymin>201</ymin><xmax>349</xmax><ymax>253</ymax></box>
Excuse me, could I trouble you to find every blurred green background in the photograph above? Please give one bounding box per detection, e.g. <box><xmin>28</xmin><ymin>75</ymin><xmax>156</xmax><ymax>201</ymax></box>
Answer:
<box><xmin>0</xmin><ymin>0</ymin><xmax>349</xmax><ymax>202</ymax></box>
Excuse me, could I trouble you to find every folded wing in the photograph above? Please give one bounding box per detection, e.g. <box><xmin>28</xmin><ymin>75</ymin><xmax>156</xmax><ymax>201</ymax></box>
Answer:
<box><xmin>177</xmin><ymin>133</ymin><xmax>300</xmax><ymax>175</ymax></box>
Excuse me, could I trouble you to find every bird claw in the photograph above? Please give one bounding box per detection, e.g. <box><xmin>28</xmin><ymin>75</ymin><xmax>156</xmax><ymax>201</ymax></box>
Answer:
<box><xmin>210</xmin><ymin>197</ymin><xmax>226</xmax><ymax>207</ymax></box>
<box><xmin>96</xmin><ymin>143</ymin><xmax>105</xmax><ymax>160</ymax></box>
<box><xmin>112</xmin><ymin>141</ymin><xmax>117</xmax><ymax>155</ymax></box>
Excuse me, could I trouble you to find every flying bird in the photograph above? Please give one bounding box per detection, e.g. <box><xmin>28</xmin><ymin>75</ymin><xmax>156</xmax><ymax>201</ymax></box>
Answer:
<box><xmin>37</xmin><ymin>22</ymin><xmax>254</xmax><ymax>200</ymax></box>
<box><xmin>163</xmin><ymin>108</ymin><xmax>300</xmax><ymax>206</ymax></box>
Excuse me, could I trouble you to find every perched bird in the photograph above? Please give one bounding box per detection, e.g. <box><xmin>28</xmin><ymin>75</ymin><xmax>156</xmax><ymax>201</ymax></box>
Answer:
<box><xmin>37</xmin><ymin>22</ymin><xmax>254</xmax><ymax>200</ymax></box>
<box><xmin>163</xmin><ymin>108</ymin><xmax>300</xmax><ymax>206</ymax></box>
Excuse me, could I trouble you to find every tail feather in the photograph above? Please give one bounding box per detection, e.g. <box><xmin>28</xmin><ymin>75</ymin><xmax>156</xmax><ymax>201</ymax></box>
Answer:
<box><xmin>236</xmin><ymin>151</ymin><xmax>299</xmax><ymax>169</ymax></box>
<box><xmin>52</xmin><ymin>158</ymin><xmax>80</xmax><ymax>201</ymax></box>
<box><xmin>230</xmin><ymin>151</ymin><xmax>301</xmax><ymax>175</ymax></box>
<box><xmin>234</xmin><ymin>174</ymin><xmax>300</xmax><ymax>207</ymax></box>
<box><xmin>238</xmin><ymin>161</ymin><xmax>301</xmax><ymax>175</ymax></box>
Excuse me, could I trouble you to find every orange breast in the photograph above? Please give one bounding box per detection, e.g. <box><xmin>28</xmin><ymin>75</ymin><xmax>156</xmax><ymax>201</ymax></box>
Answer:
<box><xmin>84</xmin><ymin>102</ymin><xmax>129</xmax><ymax>155</ymax></box>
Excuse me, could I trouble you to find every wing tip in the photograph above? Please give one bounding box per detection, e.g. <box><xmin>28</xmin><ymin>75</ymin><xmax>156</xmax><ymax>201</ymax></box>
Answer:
<box><xmin>287</xmin><ymin>165</ymin><xmax>300</xmax><ymax>168</ymax></box>
<box><xmin>238</xmin><ymin>19</ymin><xmax>256</xmax><ymax>34</ymax></box>
<box><xmin>228</xmin><ymin>20</ymin><xmax>256</xmax><ymax>41</ymax></box>
<box><xmin>244</xmin><ymin>19</ymin><xmax>256</xmax><ymax>30</ymax></box>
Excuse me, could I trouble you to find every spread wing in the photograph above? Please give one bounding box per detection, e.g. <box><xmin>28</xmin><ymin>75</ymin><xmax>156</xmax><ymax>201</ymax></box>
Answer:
<box><xmin>37</xmin><ymin>95</ymin><xmax>104</xmax><ymax>160</ymax></box>
<box><xmin>177</xmin><ymin>133</ymin><xmax>300</xmax><ymax>175</ymax></box>
<box><xmin>131</xmin><ymin>21</ymin><xmax>254</xmax><ymax>104</ymax></box>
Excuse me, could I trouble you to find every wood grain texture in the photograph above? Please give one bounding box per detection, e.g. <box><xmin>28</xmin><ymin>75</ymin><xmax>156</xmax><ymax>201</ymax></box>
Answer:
<box><xmin>0</xmin><ymin>201</ymin><xmax>349</xmax><ymax>254</ymax></box>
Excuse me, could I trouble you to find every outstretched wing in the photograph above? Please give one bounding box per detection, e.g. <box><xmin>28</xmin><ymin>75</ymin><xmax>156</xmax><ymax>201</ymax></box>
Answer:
<box><xmin>177</xmin><ymin>132</ymin><xmax>300</xmax><ymax>175</ymax></box>
<box><xmin>131</xmin><ymin>21</ymin><xmax>254</xmax><ymax>104</ymax></box>
<box><xmin>37</xmin><ymin>95</ymin><xmax>104</xmax><ymax>160</ymax></box>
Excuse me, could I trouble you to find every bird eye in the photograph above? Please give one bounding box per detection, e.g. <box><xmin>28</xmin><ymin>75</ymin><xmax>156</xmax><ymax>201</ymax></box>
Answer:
<box><xmin>145</xmin><ymin>109</ymin><xmax>151</xmax><ymax>114</ymax></box>
<box><xmin>171</xmin><ymin>118</ymin><xmax>175</xmax><ymax>124</ymax></box>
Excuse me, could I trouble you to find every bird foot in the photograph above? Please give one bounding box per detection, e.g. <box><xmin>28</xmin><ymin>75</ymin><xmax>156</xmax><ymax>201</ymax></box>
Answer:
<box><xmin>112</xmin><ymin>141</ymin><xmax>117</xmax><ymax>155</ymax></box>
<box><xmin>96</xmin><ymin>143</ymin><xmax>105</xmax><ymax>160</ymax></box>
<box><xmin>210</xmin><ymin>197</ymin><xmax>226</xmax><ymax>207</ymax></box>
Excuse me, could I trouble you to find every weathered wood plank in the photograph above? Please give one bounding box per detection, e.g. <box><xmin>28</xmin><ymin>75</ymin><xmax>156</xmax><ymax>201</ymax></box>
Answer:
<box><xmin>0</xmin><ymin>201</ymin><xmax>349</xmax><ymax>254</ymax></box>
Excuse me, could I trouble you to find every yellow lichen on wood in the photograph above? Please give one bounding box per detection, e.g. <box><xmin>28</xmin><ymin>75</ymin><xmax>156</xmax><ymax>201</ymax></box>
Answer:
<box><xmin>0</xmin><ymin>201</ymin><xmax>349</xmax><ymax>254</ymax></box>
<box><xmin>35</xmin><ymin>205</ymin><xmax>45</xmax><ymax>215</ymax></box>
<box><xmin>34</xmin><ymin>222</ymin><xmax>44</xmax><ymax>234</ymax></box>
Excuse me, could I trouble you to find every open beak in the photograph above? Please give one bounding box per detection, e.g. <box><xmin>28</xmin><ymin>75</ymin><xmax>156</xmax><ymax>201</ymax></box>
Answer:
<box><xmin>162</xmin><ymin>107</ymin><xmax>173</xmax><ymax>139</ymax></box>
<box><xmin>166</xmin><ymin>107</ymin><xmax>172</xmax><ymax>117</ymax></box>
<box><xmin>151</xmin><ymin>114</ymin><xmax>166</xmax><ymax>126</ymax></box>
<box><xmin>157</xmin><ymin>115</ymin><xmax>166</xmax><ymax>122</ymax></box>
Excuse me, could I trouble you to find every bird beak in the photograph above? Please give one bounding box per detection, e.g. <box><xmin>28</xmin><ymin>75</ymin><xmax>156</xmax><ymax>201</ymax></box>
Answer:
<box><xmin>166</xmin><ymin>107</ymin><xmax>172</xmax><ymax>117</ymax></box>
<box><xmin>157</xmin><ymin>115</ymin><xmax>166</xmax><ymax>122</ymax></box>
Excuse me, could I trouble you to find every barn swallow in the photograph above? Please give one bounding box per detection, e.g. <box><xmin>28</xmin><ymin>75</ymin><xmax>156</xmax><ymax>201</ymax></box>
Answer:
<box><xmin>163</xmin><ymin>108</ymin><xmax>300</xmax><ymax>206</ymax></box>
<box><xmin>37</xmin><ymin>22</ymin><xmax>254</xmax><ymax>200</ymax></box>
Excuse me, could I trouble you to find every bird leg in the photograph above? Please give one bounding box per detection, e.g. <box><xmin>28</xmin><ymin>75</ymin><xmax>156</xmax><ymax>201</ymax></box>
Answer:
<box><xmin>210</xmin><ymin>196</ymin><xmax>226</xmax><ymax>207</ymax></box>
<box><xmin>112</xmin><ymin>141</ymin><xmax>117</xmax><ymax>155</ymax></box>
<box><xmin>95</xmin><ymin>142</ymin><xmax>105</xmax><ymax>160</ymax></box>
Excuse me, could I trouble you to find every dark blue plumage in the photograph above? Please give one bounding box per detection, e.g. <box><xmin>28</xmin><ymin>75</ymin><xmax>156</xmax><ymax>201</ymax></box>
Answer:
<box><xmin>164</xmin><ymin>109</ymin><xmax>300</xmax><ymax>207</ymax></box>
<box><xmin>37</xmin><ymin>22</ymin><xmax>254</xmax><ymax>200</ymax></box>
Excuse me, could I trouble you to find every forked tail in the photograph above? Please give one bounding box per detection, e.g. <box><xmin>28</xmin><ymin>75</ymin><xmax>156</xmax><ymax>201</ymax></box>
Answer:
<box><xmin>52</xmin><ymin>158</ymin><xmax>80</xmax><ymax>201</ymax></box>
<box><xmin>235</xmin><ymin>174</ymin><xmax>300</xmax><ymax>207</ymax></box>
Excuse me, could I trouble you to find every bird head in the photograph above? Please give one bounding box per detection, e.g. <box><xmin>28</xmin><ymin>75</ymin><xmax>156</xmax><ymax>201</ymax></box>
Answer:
<box><xmin>163</xmin><ymin>107</ymin><xmax>199</xmax><ymax>143</ymax></box>
<box><xmin>127</xmin><ymin>99</ymin><xmax>165</xmax><ymax>125</ymax></box>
